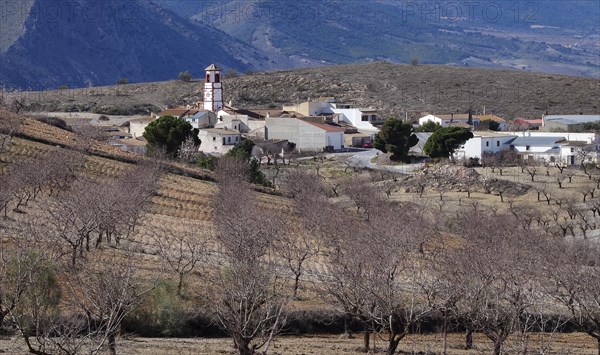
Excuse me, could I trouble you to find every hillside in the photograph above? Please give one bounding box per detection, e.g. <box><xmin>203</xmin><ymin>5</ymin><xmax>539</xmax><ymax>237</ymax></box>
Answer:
<box><xmin>0</xmin><ymin>0</ymin><xmax>267</xmax><ymax>89</ymax></box>
<box><xmin>160</xmin><ymin>0</ymin><xmax>600</xmax><ymax>78</ymax></box>
<box><xmin>1</xmin><ymin>0</ymin><xmax>598</xmax><ymax>91</ymax></box>
<box><xmin>16</xmin><ymin>62</ymin><xmax>600</xmax><ymax>119</ymax></box>
<box><xmin>3</xmin><ymin>110</ymin><xmax>600</xmax><ymax>354</ymax></box>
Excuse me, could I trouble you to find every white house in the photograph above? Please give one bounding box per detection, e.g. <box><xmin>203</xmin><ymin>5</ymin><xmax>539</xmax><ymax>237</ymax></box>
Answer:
<box><xmin>197</xmin><ymin>128</ymin><xmax>241</xmax><ymax>155</ymax></box>
<box><xmin>156</xmin><ymin>108</ymin><xmax>217</xmax><ymax>129</ymax></box>
<box><xmin>283</xmin><ymin>98</ymin><xmax>382</xmax><ymax>133</ymax></box>
<box><xmin>419</xmin><ymin>114</ymin><xmax>481</xmax><ymax>127</ymax></box>
<box><xmin>452</xmin><ymin>131</ymin><xmax>600</xmax><ymax>165</ymax></box>
<box><xmin>508</xmin><ymin>136</ymin><xmax>566</xmax><ymax>162</ymax></box>
<box><xmin>265</xmin><ymin>117</ymin><xmax>345</xmax><ymax>151</ymax></box>
<box><xmin>453</xmin><ymin>132</ymin><xmax>517</xmax><ymax>160</ymax></box>
<box><xmin>128</xmin><ymin>117</ymin><xmax>154</xmax><ymax>139</ymax></box>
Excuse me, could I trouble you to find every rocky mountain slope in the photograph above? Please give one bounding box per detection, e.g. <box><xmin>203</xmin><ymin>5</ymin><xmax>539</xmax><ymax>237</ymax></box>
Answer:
<box><xmin>159</xmin><ymin>0</ymin><xmax>600</xmax><ymax>78</ymax></box>
<box><xmin>16</xmin><ymin>62</ymin><xmax>600</xmax><ymax>119</ymax></box>
<box><xmin>0</xmin><ymin>0</ymin><xmax>267</xmax><ymax>90</ymax></box>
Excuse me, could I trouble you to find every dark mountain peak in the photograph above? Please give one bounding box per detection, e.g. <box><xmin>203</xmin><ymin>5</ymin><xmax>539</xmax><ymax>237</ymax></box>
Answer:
<box><xmin>0</xmin><ymin>0</ymin><xmax>263</xmax><ymax>90</ymax></box>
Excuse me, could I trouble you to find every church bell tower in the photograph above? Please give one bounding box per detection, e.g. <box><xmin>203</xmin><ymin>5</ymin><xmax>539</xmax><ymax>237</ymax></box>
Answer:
<box><xmin>203</xmin><ymin>64</ymin><xmax>223</xmax><ymax>112</ymax></box>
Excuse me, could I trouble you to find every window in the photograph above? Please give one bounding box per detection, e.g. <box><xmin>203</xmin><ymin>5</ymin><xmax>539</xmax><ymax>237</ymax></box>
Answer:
<box><xmin>361</xmin><ymin>115</ymin><xmax>369</xmax><ymax>121</ymax></box>
<box><xmin>227</xmin><ymin>136</ymin><xmax>231</xmax><ymax>143</ymax></box>
<box><xmin>486</xmin><ymin>141</ymin><xmax>489</xmax><ymax>147</ymax></box>
<box><xmin>213</xmin><ymin>137</ymin><xmax>216</xmax><ymax>141</ymax></box>
<box><xmin>215</xmin><ymin>73</ymin><xmax>220</xmax><ymax>83</ymax></box>
<box><xmin>526</xmin><ymin>146</ymin><xmax>530</xmax><ymax>151</ymax></box>
<box><xmin>206</xmin><ymin>74</ymin><xmax>210</xmax><ymax>82</ymax></box>
<box><xmin>235</xmin><ymin>136</ymin><xmax>239</xmax><ymax>141</ymax></box>
<box><xmin>496</xmin><ymin>141</ymin><xmax>500</xmax><ymax>147</ymax></box>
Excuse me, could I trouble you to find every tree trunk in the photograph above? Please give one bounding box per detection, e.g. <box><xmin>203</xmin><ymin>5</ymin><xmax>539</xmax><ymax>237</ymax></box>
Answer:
<box><xmin>234</xmin><ymin>336</ymin><xmax>253</xmax><ymax>355</ymax></box>
<box><xmin>387</xmin><ymin>338</ymin><xmax>400</xmax><ymax>355</ymax></box>
<box><xmin>493</xmin><ymin>339</ymin><xmax>502</xmax><ymax>355</ymax></box>
<box><xmin>108</xmin><ymin>331</ymin><xmax>117</xmax><ymax>355</ymax></box>
<box><xmin>177</xmin><ymin>272</ymin><xmax>184</xmax><ymax>296</ymax></box>
<box><xmin>363</xmin><ymin>331</ymin><xmax>370</xmax><ymax>353</ymax></box>
<box><xmin>442</xmin><ymin>309</ymin><xmax>448</xmax><ymax>355</ymax></box>
<box><xmin>293</xmin><ymin>273</ymin><xmax>301</xmax><ymax>299</ymax></box>
<box><xmin>342</xmin><ymin>316</ymin><xmax>353</xmax><ymax>338</ymax></box>
<box><xmin>465</xmin><ymin>329</ymin><xmax>473</xmax><ymax>350</ymax></box>
<box><xmin>72</xmin><ymin>245</ymin><xmax>77</xmax><ymax>266</ymax></box>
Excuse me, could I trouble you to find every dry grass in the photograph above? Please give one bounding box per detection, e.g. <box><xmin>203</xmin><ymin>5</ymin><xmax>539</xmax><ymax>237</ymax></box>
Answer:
<box><xmin>0</xmin><ymin>332</ymin><xmax>597</xmax><ymax>354</ymax></box>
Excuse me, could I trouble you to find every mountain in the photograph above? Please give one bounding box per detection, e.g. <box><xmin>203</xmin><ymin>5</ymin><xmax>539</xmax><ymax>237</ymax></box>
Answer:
<box><xmin>0</xmin><ymin>0</ymin><xmax>268</xmax><ymax>90</ymax></box>
<box><xmin>155</xmin><ymin>0</ymin><xmax>600</xmax><ymax>78</ymax></box>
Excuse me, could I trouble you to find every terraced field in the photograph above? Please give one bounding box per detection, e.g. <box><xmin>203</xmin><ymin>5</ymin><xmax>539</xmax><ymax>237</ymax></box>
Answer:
<box><xmin>3</xmin><ymin>116</ymin><xmax>600</xmax><ymax>354</ymax></box>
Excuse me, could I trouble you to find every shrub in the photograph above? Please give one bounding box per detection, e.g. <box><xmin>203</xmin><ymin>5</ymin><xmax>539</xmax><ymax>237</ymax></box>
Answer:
<box><xmin>223</xmin><ymin>69</ymin><xmax>239</xmax><ymax>79</ymax></box>
<box><xmin>178</xmin><ymin>71</ymin><xmax>193</xmax><ymax>82</ymax></box>
<box><xmin>143</xmin><ymin>115</ymin><xmax>200</xmax><ymax>158</ymax></box>
<box><xmin>124</xmin><ymin>280</ymin><xmax>187</xmax><ymax>337</ymax></box>
<box><xmin>116</xmin><ymin>77</ymin><xmax>129</xmax><ymax>85</ymax></box>
<box><xmin>196</xmin><ymin>154</ymin><xmax>218</xmax><ymax>171</ymax></box>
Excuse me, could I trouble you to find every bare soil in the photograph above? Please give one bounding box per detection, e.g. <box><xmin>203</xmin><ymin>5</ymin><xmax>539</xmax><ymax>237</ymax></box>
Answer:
<box><xmin>1</xmin><ymin>332</ymin><xmax>597</xmax><ymax>354</ymax></box>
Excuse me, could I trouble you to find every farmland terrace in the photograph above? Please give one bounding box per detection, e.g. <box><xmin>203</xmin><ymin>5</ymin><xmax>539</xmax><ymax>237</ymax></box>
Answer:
<box><xmin>1</xmin><ymin>110</ymin><xmax>600</xmax><ymax>354</ymax></box>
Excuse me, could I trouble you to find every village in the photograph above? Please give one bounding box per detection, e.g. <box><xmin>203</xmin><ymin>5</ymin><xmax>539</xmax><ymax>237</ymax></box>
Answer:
<box><xmin>84</xmin><ymin>64</ymin><xmax>600</xmax><ymax>169</ymax></box>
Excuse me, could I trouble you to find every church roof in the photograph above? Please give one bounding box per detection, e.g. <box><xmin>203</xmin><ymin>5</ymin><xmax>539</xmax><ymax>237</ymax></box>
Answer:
<box><xmin>205</xmin><ymin>64</ymin><xmax>219</xmax><ymax>71</ymax></box>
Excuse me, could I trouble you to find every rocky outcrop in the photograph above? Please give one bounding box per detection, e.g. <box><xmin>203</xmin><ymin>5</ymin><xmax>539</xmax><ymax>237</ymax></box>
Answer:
<box><xmin>402</xmin><ymin>164</ymin><xmax>529</xmax><ymax>197</ymax></box>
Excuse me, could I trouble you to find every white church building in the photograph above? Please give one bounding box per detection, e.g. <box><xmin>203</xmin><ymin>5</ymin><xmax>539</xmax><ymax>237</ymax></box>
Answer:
<box><xmin>203</xmin><ymin>64</ymin><xmax>223</xmax><ymax>112</ymax></box>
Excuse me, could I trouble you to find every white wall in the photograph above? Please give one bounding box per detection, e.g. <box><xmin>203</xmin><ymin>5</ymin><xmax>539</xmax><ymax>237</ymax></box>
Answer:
<box><xmin>453</xmin><ymin>135</ymin><xmax>517</xmax><ymax>159</ymax></box>
<box><xmin>198</xmin><ymin>130</ymin><xmax>240</xmax><ymax>155</ymax></box>
<box><xmin>266</xmin><ymin>117</ymin><xmax>329</xmax><ymax>151</ymax></box>
<box><xmin>418</xmin><ymin>114</ymin><xmax>442</xmax><ymax>126</ymax></box>
<box><xmin>129</xmin><ymin>121</ymin><xmax>151</xmax><ymax>138</ymax></box>
<box><xmin>331</xmin><ymin>108</ymin><xmax>379</xmax><ymax>130</ymax></box>
<box><xmin>325</xmin><ymin>131</ymin><xmax>344</xmax><ymax>150</ymax></box>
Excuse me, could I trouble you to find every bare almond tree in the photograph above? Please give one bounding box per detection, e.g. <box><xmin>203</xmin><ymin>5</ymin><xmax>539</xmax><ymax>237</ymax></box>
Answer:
<box><xmin>210</xmin><ymin>157</ymin><xmax>289</xmax><ymax>355</ymax></box>
<box><xmin>545</xmin><ymin>237</ymin><xmax>600</xmax><ymax>355</ymax></box>
<box><xmin>5</xmin><ymin>248</ymin><xmax>64</xmax><ymax>355</ymax></box>
<box><xmin>580</xmin><ymin>186</ymin><xmax>596</xmax><ymax>202</ymax></box>
<box><xmin>62</xmin><ymin>250</ymin><xmax>155</xmax><ymax>355</ymax></box>
<box><xmin>278</xmin><ymin>169</ymin><xmax>330</xmax><ymax>299</ymax></box>
<box><xmin>525</xmin><ymin>164</ymin><xmax>539</xmax><ymax>182</ymax></box>
<box><xmin>441</xmin><ymin>206</ymin><xmax>546</xmax><ymax>355</ymax></box>
<box><xmin>324</xmin><ymin>190</ymin><xmax>434</xmax><ymax>355</ymax></box>
<box><xmin>0</xmin><ymin>110</ymin><xmax>22</xmax><ymax>153</ymax></box>
<box><xmin>99</xmin><ymin>162</ymin><xmax>162</xmax><ymax>246</ymax></box>
<box><xmin>151</xmin><ymin>223</ymin><xmax>207</xmax><ymax>296</ymax></box>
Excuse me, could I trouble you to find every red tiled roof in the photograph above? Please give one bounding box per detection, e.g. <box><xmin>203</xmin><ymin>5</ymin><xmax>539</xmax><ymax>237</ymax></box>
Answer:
<box><xmin>515</xmin><ymin>118</ymin><xmax>543</xmax><ymax>124</ymax></box>
<box><xmin>302</xmin><ymin>120</ymin><xmax>345</xmax><ymax>132</ymax></box>
<box><xmin>158</xmin><ymin>109</ymin><xmax>202</xmax><ymax>117</ymax></box>
<box><xmin>158</xmin><ymin>109</ymin><xmax>189</xmax><ymax>116</ymax></box>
